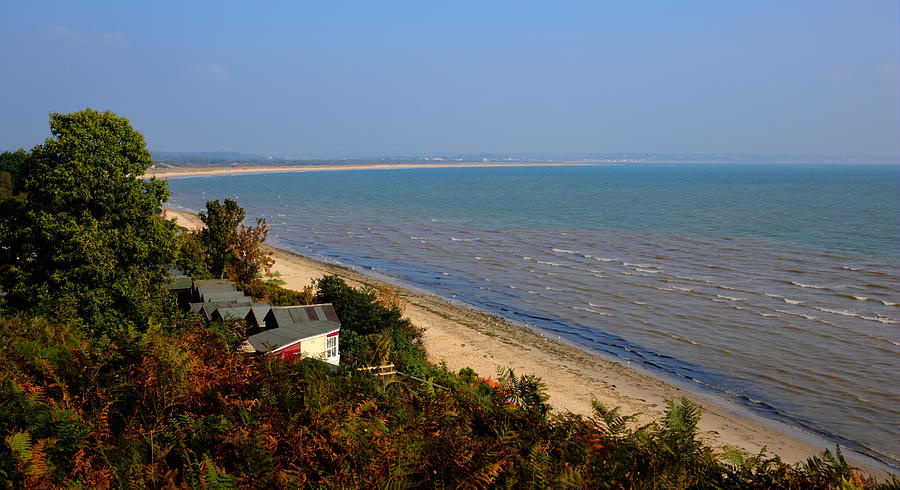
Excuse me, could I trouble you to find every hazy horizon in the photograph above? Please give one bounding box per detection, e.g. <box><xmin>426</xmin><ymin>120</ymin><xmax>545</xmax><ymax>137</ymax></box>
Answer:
<box><xmin>147</xmin><ymin>150</ymin><xmax>899</xmax><ymax>163</ymax></box>
<box><xmin>2</xmin><ymin>2</ymin><xmax>898</xmax><ymax>158</ymax></box>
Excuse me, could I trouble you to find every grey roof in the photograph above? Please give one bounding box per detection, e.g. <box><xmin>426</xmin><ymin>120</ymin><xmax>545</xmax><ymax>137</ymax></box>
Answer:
<box><xmin>248</xmin><ymin>304</ymin><xmax>340</xmax><ymax>353</ymax></box>
<box><xmin>249</xmin><ymin>303</ymin><xmax>271</xmax><ymax>327</ymax></box>
<box><xmin>168</xmin><ymin>275</ymin><xmax>192</xmax><ymax>290</ymax></box>
<box><xmin>193</xmin><ymin>279</ymin><xmax>233</xmax><ymax>287</ymax></box>
<box><xmin>246</xmin><ymin>322</ymin><xmax>339</xmax><ymax>353</ymax></box>
<box><xmin>201</xmin><ymin>299</ymin><xmax>252</xmax><ymax>321</ymax></box>
<box><xmin>212</xmin><ymin>305</ymin><xmax>253</xmax><ymax>321</ymax></box>
<box><xmin>200</xmin><ymin>290</ymin><xmax>250</xmax><ymax>304</ymax></box>
<box><xmin>192</xmin><ymin>280</ymin><xmax>235</xmax><ymax>300</ymax></box>
<box><xmin>266</xmin><ymin>304</ymin><xmax>340</xmax><ymax>328</ymax></box>
<box><xmin>195</xmin><ymin>283</ymin><xmax>236</xmax><ymax>295</ymax></box>
<box><xmin>196</xmin><ymin>283</ymin><xmax>237</xmax><ymax>294</ymax></box>
<box><xmin>167</xmin><ymin>265</ymin><xmax>192</xmax><ymax>290</ymax></box>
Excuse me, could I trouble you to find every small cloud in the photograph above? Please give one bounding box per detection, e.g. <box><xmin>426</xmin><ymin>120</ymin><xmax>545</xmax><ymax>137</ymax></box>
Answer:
<box><xmin>43</xmin><ymin>25</ymin><xmax>129</xmax><ymax>49</ymax></box>
<box><xmin>193</xmin><ymin>63</ymin><xmax>231</xmax><ymax>83</ymax></box>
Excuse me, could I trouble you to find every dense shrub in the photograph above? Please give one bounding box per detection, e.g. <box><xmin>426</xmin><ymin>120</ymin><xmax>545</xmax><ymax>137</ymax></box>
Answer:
<box><xmin>315</xmin><ymin>275</ymin><xmax>428</xmax><ymax>372</ymax></box>
<box><xmin>242</xmin><ymin>279</ymin><xmax>315</xmax><ymax>306</ymax></box>
<box><xmin>3</xmin><ymin>306</ymin><xmax>899</xmax><ymax>487</ymax></box>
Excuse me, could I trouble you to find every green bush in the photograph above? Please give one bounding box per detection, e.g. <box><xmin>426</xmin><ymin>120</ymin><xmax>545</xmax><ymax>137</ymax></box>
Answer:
<box><xmin>241</xmin><ymin>279</ymin><xmax>315</xmax><ymax>306</ymax></box>
<box><xmin>315</xmin><ymin>275</ymin><xmax>424</xmax><ymax>369</ymax></box>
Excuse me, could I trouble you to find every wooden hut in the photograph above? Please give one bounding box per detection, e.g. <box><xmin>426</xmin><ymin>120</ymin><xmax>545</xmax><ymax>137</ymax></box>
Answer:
<box><xmin>244</xmin><ymin>304</ymin><xmax>341</xmax><ymax>364</ymax></box>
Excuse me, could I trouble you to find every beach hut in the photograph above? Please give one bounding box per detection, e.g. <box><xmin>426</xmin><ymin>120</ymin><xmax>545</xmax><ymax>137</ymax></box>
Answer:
<box><xmin>166</xmin><ymin>266</ymin><xmax>193</xmax><ymax>308</ymax></box>
<box><xmin>191</xmin><ymin>279</ymin><xmax>235</xmax><ymax>302</ymax></box>
<box><xmin>183</xmin><ymin>278</ymin><xmax>274</xmax><ymax>331</ymax></box>
<box><xmin>211</xmin><ymin>302</ymin><xmax>271</xmax><ymax>328</ymax></box>
<box><xmin>244</xmin><ymin>304</ymin><xmax>341</xmax><ymax>364</ymax></box>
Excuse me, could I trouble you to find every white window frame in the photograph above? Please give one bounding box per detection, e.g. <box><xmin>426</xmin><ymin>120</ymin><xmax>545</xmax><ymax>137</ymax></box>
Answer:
<box><xmin>326</xmin><ymin>335</ymin><xmax>338</xmax><ymax>359</ymax></box>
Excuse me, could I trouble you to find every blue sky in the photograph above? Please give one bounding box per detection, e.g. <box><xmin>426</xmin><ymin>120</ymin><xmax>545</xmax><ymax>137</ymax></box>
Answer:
<box><xmin>1</xmin><ymin>2</ymin><xmax>898</xmax><ymax>157</ymax></box>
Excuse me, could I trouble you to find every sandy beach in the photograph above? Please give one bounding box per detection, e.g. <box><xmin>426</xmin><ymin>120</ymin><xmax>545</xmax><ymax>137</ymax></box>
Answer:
<box><xmin>146</xmin><ymin>162</ymin><xmax>608</xmax><ymax>180</ymax></box>
<box><xmin>160</xmin><ymin>206</ymin><xmax>878</xmax><ymax>473</ymax></box>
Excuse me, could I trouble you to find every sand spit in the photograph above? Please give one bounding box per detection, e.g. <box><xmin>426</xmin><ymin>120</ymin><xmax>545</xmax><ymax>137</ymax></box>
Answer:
<box><xmin>162</xmin><ymin>207</ymin><xmax>887</xmax><ymax>474</ymax></box>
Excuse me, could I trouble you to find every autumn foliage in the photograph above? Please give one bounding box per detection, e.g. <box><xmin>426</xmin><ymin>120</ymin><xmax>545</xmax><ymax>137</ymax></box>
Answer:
<box><xmin>1</xmin><ymin>282</ymin><xmax>895</xmax><ymax>488</ymax></box>
<box><xmin>228</xmin><ymin>218</ymin><xmax>275</xmax><ymax>284</ymax></box>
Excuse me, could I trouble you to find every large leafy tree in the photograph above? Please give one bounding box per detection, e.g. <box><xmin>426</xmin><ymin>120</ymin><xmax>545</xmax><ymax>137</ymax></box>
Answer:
<box><xmin>176</xmin><ymin>229</ymin><xmax>212</xmax><ymax>279</ymax></box>
<box><xmin>228</xmin><ymin>217</ymin><xmax>274</xmax><ymax>284</ymax></box>
<box><xmin>0</xmin><ymin>109</ymin><xmax>179</xmax><ymax>332</ymax></box>
<box><xmin>199</xmin><ymin>198</ymin><xmax>244</xmax><ymax>278</ymax></box>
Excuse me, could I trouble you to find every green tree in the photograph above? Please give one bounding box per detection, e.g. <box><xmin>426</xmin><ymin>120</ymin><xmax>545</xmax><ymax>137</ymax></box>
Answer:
<box><xmin>199</xmin><ymin>198</ymin><xmax>244</xmax><ymax>278</ymax></box>
<box><xmin>0</xmin><ymin>150</ymin><xmax>26</xmax><ymax>198</ymax></box>
<box><xmin>0</xmin><ymin>109</ymin><xmax>179</xmax><ymax>332</ymax></box>
<box><xmin>228</xmin><ymin>217</ymin><xmax>274</xmax><ymax>284</ymax></box>
<box><xmin>0</xmin><ymin>149</ymin><xmax>26</xmax><ymax>177</ymax></box>
<box><xmin>176</xmin><ymin>229</ymin><xmax>211</xmax><ymax>279</ymax></box>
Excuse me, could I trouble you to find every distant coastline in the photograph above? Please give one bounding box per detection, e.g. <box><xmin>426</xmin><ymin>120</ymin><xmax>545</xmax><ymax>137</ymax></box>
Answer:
<box><xmin>145</xmin><ymin>161</ymin><xmax>609</xmax><ymax>179</ymax></box>
<box><xmin>144</xmin><ymin>159</ymin><xmax>900</xmax><ymax>180</ymax></box>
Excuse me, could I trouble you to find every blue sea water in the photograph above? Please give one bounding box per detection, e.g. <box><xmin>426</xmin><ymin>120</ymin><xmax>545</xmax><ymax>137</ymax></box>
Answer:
<box><xmin>167</xmin><ymin>163</ymin><xmax>900</xmax><ymax>466</ymax></box>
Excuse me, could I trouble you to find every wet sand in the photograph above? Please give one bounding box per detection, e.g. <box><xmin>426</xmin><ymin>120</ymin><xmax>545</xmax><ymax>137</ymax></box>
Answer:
<box><xmin>162</xmin><ymin>207</ymin><xmax>887</xmax><ymax>474</ymax></box>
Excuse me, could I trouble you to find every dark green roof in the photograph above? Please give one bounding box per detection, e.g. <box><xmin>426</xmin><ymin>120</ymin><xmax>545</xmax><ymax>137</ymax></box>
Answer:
<box><xmin>192</xmin><ymin>279</ymin><xmax>233</xmax><ymax>287</ymax></box>
<box><xmin>212</xmin><ymin>305</ymin><xmax>253</xmax><ymax>321</ymax></box>
<box><xmin>200</xmin><ymin>290</ymin><xmax>250</xmax><ymax>303</ymax></box>
<box><xmin>168</xmin><ymin>276</ymin><xmax>192</xmax><ymax>290</ymax></box>
<box><xmin>200</xmin><ymin>300</ymin><xmax>252</xmax><ymax>321</ymax></box>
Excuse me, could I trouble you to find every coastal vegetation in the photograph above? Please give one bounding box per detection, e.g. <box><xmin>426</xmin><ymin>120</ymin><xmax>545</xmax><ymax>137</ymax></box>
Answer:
<box><xmin>1</xmin><ymin>111</ymin><xmax>897</xmax><ymax>487</ymax></box>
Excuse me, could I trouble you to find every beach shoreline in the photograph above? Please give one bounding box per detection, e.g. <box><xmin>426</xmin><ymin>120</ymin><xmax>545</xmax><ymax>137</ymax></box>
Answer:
<box><xmin>162</xmin><ymin>206</ymin><xmax>895</xmax><ymax>476</ymax></box>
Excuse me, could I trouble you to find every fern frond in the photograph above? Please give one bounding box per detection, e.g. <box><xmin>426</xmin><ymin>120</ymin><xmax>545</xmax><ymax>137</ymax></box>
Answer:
<box><xmin>6</xmin><ymin>431</ymin><xmax>33</xmax><ymax>464</ymax></box>
<box><xmin>203</xmin><ymin>454</ymin><xmax>237</xmax><ymax>489</ymax></box>
<box><xmin>591</xmin><ymin>397</ymin><xmax>637</xmax><ymax>436</ymax></box>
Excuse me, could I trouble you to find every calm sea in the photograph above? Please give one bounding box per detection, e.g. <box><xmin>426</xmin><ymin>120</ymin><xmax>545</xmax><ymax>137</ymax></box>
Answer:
<box><xmin>167</xmin><ymin>163</ymin><xmax>900</xmax><ymax>467</ymax></box>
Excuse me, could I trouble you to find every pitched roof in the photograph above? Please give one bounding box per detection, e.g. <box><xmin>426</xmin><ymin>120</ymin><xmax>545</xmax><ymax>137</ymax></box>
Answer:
<box><xmin>212</xmin><ymin>305</ymin><xmax>252</xmax><ymax>321</ymax></box>
<box><xmin>200</xmin><ymin>290</ymin><xmax>251</xmax><ymax>304</ymax></box>
<box><xmin>267</xmin><ymin>304</ymin><xmax>340</xmax><ymax>327</ymax></box>
<box><xmin>212</xmin><ymin>302</ymin><xmax>270</xmax><ymax>322</ymax></box>
<box><xmin>200</xmin><ymin>299</ymin><xmax>253</xmax><ymax>321</ymax></box>
<box><xmin>193</xmin><ymin>279</ymin><xmax>233</xmax><ymax>287</ymax></box>
<box><xmin>249</xmin><ymin>303</ymin><xmax>271</xmax><ymax>326</ymax></box>
<box><xmin>168</xmin><ymin>275</ymin><xmax>192</xmax><ymax>290</ymax></box>
<box><xmin>247</xmin><ymin>304</ymin><xmax>340</xmax><ymax>353</ymax></box>
<box><xmin>195</xmin><ymin>283</ymin><xmax>237</xmax><ymax>294</ymax></box>
<box><xmin>167</xmin><ymin>266</ymin><xmax>192</xmax><ymax>290</ymax></box>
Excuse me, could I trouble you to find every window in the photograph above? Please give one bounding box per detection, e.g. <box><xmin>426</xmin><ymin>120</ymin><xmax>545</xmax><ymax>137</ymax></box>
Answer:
<box><xmin>326</xmin><ymin>335</ymin><xmax>338</xmax><ymax>359</ymax></box>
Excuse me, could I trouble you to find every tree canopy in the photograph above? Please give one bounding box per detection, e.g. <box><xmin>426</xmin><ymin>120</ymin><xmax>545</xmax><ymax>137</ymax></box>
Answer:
<box><xmin>228</xmin><ymin>217</ymin><xmax>274</xmax><ymax>284</ymax></box>
<box><xmin>199</xmin><ymin>198</ymin><xmax>244</xmax><ymax>279</ymax></box>
<box><xmin>0</xmin><ymin>149</ymin><xmax>25</xmax><ymax>179</ymax></box>
<box><xmin>0</xmin><ymin>109</ymin><xmax>179</xmax><ymax>333</ymax></box>
<box><xmin>197</xmin><ymin>198</ymin><xmax>273</xmax><ymax>282</ymax></box>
